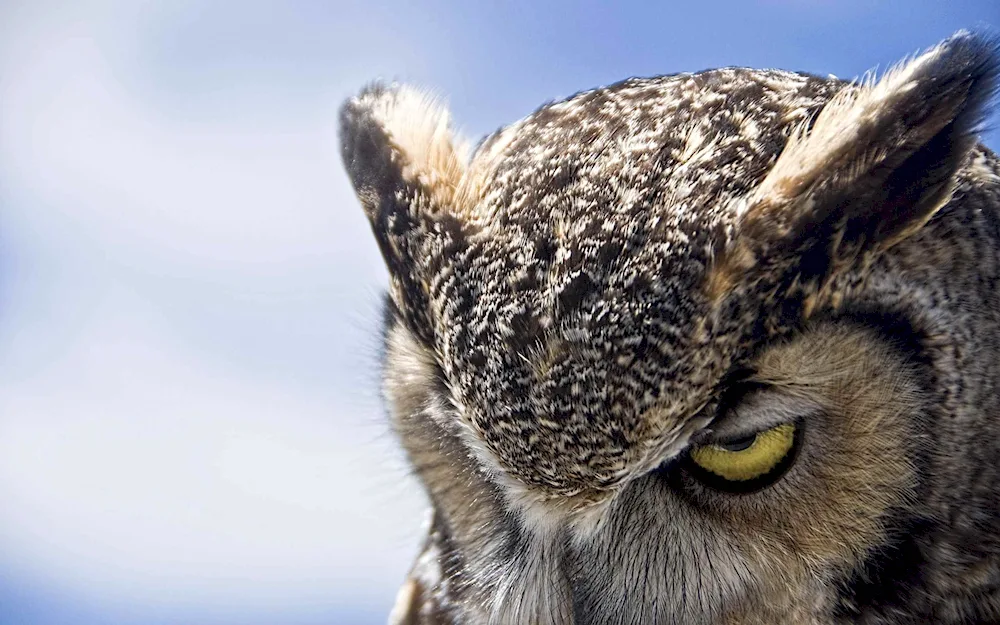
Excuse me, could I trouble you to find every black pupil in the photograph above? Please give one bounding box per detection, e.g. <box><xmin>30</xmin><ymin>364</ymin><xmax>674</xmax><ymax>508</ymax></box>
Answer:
<box><xmin>718</xmin><ymin>433</ymin><xmax>757</xmax><ymax>452</ymax></box>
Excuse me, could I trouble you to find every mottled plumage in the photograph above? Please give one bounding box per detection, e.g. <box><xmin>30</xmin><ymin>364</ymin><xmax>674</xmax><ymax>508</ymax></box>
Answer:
<box><xmin>341</xmin><ymin>32</ymin><xmax>1000</xmax><ymax>624</ymax></box>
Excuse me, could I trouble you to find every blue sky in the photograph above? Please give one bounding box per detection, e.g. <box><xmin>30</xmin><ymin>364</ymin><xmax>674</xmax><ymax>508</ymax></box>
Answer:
<box><xmin>0</xmin><ymin>1</ymin><xmax>997</xmax><ymax>624</ymax></box>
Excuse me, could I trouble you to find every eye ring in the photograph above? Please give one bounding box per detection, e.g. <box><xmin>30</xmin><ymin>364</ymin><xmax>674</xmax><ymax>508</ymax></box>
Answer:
<box><xmin>686</xmin><ymin>422</ymin><xmax>799</xmax><ymax>493</ymax></box>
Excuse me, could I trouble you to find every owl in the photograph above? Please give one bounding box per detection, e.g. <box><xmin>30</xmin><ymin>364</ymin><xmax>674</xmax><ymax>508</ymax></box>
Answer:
<box><xmin>340</xmin><ymin>32</ymin><xmax>1000</xmax><ymax>624</ymax></box>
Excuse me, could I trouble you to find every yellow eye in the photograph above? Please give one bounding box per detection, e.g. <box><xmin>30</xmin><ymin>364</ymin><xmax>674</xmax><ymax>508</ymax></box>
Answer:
<box><xmin>689</xmin><ymin>423</ymin><xmax>796</xmax><ymax>483</ymax></box>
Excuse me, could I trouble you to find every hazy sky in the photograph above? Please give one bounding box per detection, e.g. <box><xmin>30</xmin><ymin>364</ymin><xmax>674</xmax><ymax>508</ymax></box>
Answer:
<box><xmin>1</xmin><ymin>1</ymin><xmax>997</xmax><ymax>624</ymax></box>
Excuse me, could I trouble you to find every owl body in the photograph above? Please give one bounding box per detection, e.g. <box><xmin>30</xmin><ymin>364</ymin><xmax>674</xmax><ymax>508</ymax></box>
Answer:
<box><xmin>341</xmin><ymin>33</ymin><xmax>1000</xmax><ymax>624</ymax></box>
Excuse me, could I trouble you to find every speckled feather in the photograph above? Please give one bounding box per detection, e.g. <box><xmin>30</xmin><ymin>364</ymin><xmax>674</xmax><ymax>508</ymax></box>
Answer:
<box><xmin>346</xmin><ymin>70</ymin><xmax>853</xmax><ymax>498</ymax></box>
<box><xmin>341</xmin><ymin>31</ymin><xmax>1000</xmax><ymax>625</ymax></box>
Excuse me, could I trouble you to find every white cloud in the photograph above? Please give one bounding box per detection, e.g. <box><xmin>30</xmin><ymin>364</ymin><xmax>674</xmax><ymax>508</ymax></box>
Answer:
<box><xmin>0</xmin><ymin>2</ymin><xmax>423</xmax><ymax>620</ymax></box>
<box><xmin>0</xmin><ymin>0</ymin><xmax>383</xmax><ymax>278</ymax></box>
<box><xmin>0</xmin><ymin>287</ymin><xmax>427</xmax><ymax>613</ymax></box>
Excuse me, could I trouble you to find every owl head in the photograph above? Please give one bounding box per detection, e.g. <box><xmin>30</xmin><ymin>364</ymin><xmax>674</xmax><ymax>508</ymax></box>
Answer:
<box><xmin>341</xmin><ymin>32</ymin><xmax>1000</xmax><ymax>624</ymax></box>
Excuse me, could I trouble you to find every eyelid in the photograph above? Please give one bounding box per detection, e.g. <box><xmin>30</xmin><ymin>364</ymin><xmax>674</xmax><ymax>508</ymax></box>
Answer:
<box><xmin>703</xmin><ymin>386</ymin><xmax>819</xmax><ymax>444</ymax></box>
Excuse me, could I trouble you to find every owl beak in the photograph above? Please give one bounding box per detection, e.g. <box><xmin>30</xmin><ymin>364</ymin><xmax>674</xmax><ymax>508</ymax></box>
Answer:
<box><xmin>388</xmin><ymin>521</ymin><xmax>450</xmax><ymax>624</ymax></box>
<box><xmin>388</xmin><ymin>576</ymin><xmax>436</xmax><ymax>625</ymax></box>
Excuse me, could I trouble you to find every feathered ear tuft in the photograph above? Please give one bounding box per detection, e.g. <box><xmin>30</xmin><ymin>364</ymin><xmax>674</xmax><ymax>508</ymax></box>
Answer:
<box><xmin>340</xmin><ymin>83</ymin><xmax>472</xmax><ymax>343</ymax></box>
<box><xmin>341</xmin><ymin>83</ymin><xmax>470</xmax><ymax>212</ymax></box>
<box><xmin>713</xmin><ymin>31</ymin><xmax>999</xmax><ymax>310</ymax></box>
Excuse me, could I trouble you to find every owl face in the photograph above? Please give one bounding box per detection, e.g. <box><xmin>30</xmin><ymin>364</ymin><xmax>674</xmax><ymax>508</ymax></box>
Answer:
<box><xmin>342</xmin><ymin>33</ymin><xmax>1000</xmax><ymax>624</ymax></box>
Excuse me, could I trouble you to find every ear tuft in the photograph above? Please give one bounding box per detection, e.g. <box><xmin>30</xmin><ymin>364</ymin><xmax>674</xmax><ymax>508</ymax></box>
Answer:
<box><xmin>723</xmin><ymin>31</ymin><xmax>999</xmax><ymax>308</ymax></box>
<box><xmin>748</xmin><ymin>30</ymin><xmax>998</xmax><ymax>239</ymax></box>
<box><xmin>340</xmin><ymin>83</ymin><xmax>469</xmax><ymax>212</ymax></box>
<box><xmin>340</xmin><ymin>83</ymin><xmax>473</xmax><ymax>345</ymax></box>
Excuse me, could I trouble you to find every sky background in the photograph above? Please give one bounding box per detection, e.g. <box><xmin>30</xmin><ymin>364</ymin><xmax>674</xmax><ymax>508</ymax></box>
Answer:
<box><xmin>0</xmin><ymin>1</ymin><xmax>997</xmax><ymax>624</ymax></box>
